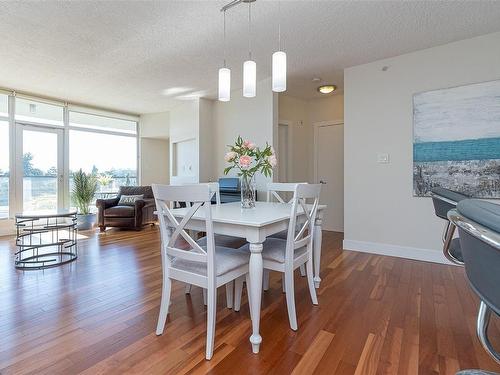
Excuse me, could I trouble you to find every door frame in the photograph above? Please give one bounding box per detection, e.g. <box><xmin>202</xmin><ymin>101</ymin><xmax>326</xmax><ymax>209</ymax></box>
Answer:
<box><xmin>14</xmin><ymin>123</ymin><xmax>65</xmax><ymax>213</ymax></box>
<box><xmin>277</xmin><ymin>119</ymin><xmax>293</xmax><ymax>182</ymax></box>
<box><xmin>313</xmin><ymin>120</ymin><xmax>344</xmax><ymax>184</ymax></box>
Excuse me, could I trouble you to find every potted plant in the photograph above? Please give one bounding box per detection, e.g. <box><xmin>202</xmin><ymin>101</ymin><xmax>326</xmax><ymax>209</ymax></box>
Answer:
<box><xmin>224</xmin><ymin>136</ymin><xmax>277</xmax><ymax>208</ymax></box>
<box><xmin>72</xmin><ymin>169</ymin><xmax>98</xmax><ymax>230</ymax></box>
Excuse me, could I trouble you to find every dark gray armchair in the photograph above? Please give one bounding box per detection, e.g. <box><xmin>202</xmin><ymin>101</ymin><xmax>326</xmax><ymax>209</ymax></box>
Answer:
<box><xmin>96</xmin><ymin>186</ymin><xmax>156</xmax><ymax>231</ymax></box>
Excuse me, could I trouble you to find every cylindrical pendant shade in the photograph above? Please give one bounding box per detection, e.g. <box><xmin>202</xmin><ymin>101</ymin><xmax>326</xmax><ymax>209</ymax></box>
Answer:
<box><xmin>243</xmin><ymin>60</ymin><xmax>256</xmax><ymax>98</ymax></box>
<box><xmin>218</xmin><ymin>67</ymin><xmax>231</xmax><ymax>102</ymax></box>
<box><xmin>272</xmin><ymin>51</ymin><xmax>286</xmax><ymax>92</ymax></box>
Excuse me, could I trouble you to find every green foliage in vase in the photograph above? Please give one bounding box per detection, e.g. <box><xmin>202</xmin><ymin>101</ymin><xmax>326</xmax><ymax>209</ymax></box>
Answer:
<box><xmin>223</xmin><ymin>136</ymin><xmax>277</xmax><ymax>178</ymax></box>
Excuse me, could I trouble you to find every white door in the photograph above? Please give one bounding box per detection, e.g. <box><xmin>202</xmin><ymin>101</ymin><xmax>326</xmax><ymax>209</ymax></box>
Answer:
<box><xmin>315</xmin><ymin>122</ymin><xmax>344</xmax><ymax>232</ymax></box>
<box><xmin>278</xmin><ymin>124</ymin><xmax>289</xmax><ymax>182</ymax></box>
<box><xmin>15</xmin><ymin>125</ymin><xmax>64</xmax><ymax>213</ymax></box>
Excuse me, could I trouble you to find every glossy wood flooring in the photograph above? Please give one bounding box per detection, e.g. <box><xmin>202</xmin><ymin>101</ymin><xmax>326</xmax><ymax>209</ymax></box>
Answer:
<box><xmin>1</xmin><ymin>228</ymin><xmax>499</xmax><ymax>375</ymax></box>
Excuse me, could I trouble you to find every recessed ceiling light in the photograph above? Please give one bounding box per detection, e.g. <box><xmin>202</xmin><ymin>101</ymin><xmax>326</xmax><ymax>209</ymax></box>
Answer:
<box><xmin>317</xmin><ymin>85</ymin><xmax>336</xmax><ymax>94</ymax></box>
<box><xmin>312</xmin><ymin>77</ymin><xmax>321</xmax><ymax>82</ymax></box>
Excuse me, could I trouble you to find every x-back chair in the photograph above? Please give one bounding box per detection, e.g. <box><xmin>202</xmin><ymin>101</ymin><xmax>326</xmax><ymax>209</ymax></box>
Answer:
<box><xmin>153</xmin><ymin>183</ymin><xmax>250</xmax><ymax>359</ymax></box>
<box><xmin>238</xmin><ymin>183</ymin><xmax>321</xmax><ymax>330</ymax></box>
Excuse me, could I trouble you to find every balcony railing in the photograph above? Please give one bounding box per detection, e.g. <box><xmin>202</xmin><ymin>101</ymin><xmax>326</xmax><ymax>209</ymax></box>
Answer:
<box><xmin>0</xmin><ymin>175</ymin><xmax>137</xmax><ymax>218</ymax></box>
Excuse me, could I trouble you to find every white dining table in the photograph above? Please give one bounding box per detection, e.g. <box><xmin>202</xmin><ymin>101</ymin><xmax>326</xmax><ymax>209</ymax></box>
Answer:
<box><xmin>170</xmin><ymin>201</ymin><xmax>326</xmax><ymax>354</ymax></box>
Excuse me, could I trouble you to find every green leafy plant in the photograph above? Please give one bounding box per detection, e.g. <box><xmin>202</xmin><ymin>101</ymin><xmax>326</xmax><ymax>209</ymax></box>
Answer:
<box><xmin>72</xmin><ymin>169</ymin><xmax>98</xmax><ymax>215</ymax></box>
<box><xmin>97</xmin><ymin>174</ymin><xmax>113</xmax><ymax>187</ymax></box>
<box><xmin>223</xmin><ymin>136</ymin><xmax>277</xmax><ymax>178</ymax></box>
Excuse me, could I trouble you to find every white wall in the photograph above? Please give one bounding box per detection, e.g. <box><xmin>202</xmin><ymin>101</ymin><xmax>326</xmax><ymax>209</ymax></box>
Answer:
<box><xmin>169</xmin><ymin>100</ymin><xmax>200</xmax><ymax>185</ymax></box>
<box><xmin>344</xmin><ymin>31</ymin><xmax>500</xmax><ymax>263</ymax></box>
<box><xmin>278</xmin><ymin>94</ymin><xmax>344</xmax><ymax>183</ymax></box>
<box><xmin>278</xmin><ymin>95</ymin><xmax>309</xmax><ymax>182</ymax></box>
<box><xmin>212</xmin><ymin>78</ymin><xmax>277</xmax><ymax>196</ymax></box>
<box><xmin>139</xmin><ymin>111</ymin><xmax>169</xmax><ymax>186</ymax></box>
<box><xmin>199</xmin><ymin>98</ymin><xmax>214</xmax><ymax>183</ymax></box>
<box><xmin>139</xmin><ymin>111</ymin><xmax>169</xmax><ymax>139</ymax></box>
<box><xmin>140</xmin><ymin>138</ymin><xmax>169</xmax><ymax>185</ymax></box>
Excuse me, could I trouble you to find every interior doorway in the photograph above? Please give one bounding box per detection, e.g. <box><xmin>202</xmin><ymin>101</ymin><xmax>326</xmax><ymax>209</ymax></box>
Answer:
<box><xmin>277</xmin><ymin>122</ymin><xmax>291</xmax><ymax>182</ymax></box>
<box><xmin>314</xmin><ymin>121</ymin><xmax>344</xmax><ymax>232</ymax></box>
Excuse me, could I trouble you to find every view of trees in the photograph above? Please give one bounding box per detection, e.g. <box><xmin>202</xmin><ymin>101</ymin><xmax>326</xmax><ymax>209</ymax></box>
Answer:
<box><xmin>21</xmin><ymin>152</ymin><xmax>135</xmax><ymax>183</ymax></box>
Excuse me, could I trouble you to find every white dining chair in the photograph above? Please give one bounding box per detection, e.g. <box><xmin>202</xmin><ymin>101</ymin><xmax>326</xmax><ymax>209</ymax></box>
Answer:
<box><xmin>183</xmin><ymin>182</ymin><xmax>246</xmax><ymax>308</ymax></box>
<box><xmin>153</xmin><ymin>183</ymin><xmax>250</xmax><ymax>359</ymax></box>
<box><xmin>237</xmin><ymin>183</ymin><xmax>321</xmax><ymax>330</ymax></box>
<box><xmin>264</xmin><ymin>182</ymin><xmax>307</xmax><ymax>291</ymax></box>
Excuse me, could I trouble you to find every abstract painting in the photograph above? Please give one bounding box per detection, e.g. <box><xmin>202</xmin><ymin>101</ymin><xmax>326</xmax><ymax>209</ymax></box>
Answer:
<box><xmin>413</xmin><ymin>79</ymin><xmax>500</xmax><ymax>198</ymax></box>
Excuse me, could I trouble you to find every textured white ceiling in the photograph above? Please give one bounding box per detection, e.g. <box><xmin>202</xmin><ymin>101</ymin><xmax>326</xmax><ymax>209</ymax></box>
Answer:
<box><xmin>0</xmin><ymin>1</ymin><xmax>500</xmax><ymax>114</ymax></box>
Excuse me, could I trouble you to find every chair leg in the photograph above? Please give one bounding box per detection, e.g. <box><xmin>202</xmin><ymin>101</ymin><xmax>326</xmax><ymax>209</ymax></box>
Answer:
<box><xmin>282</xmin><ymin>274</ymin><xmax>286</xmax><ymax>293</ymax></box>
<box><xmin>156</xmin><ymin>277</ymin><xmax>172</xmax><ymax>335</ymax></box>
<box><xmin>284</xmin><ymin>270</ymin><xmax>298</xmax><ymax>331</ymax></box>
<box><xmin>206</xmin><ymin>285</ymin><xmax>217</xmax><ymax>360</ymax></box>
<box><xmin>299</xmin><ymin>264</ymin><xmax>306</xmax><ymax>277</ymax></box>
<box><xmin>226</xmin><ymin>281</ymin><xmax>234</xmax><ymax>309</ymax></box>
<box><xmin>306</xmin><ymin>260</ymin><xmax>318</xmax><ymax>305</ymax></box>
<box><xmin>245</xmin><ymin>273</ymin><xmax>253</xmax><ymax>322</ymax></box>
<box><xmin>203</xmin><ymin>288</ymin><xmax>207</xmax><ymax>306</ymax></box>
<box><xmin>185</xmin><ymin>284</ymin><xmax>192</xmax><ymax>294</ymax></box>
<box><xmin>263</xmin><ymin>269</ymin><xmax>270</xmax><ymax>291</ymax></box>
<box><xmin>234</xmin><ymin>276</ymin><xmax>244</xmax><ymax>312</ymax></box>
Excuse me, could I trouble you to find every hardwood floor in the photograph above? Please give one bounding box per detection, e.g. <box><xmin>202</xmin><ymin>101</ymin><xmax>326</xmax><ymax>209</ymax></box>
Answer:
<box><xmin>0</xmin><ymin>228</ymin><xmax>499</xmax><ymax>374</ymax></box>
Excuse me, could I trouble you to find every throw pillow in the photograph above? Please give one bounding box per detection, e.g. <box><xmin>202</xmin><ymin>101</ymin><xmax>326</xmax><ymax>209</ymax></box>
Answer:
<box><xmin>118</xmin><ymin>194</ymin><xmax>144</xmax><ymax>206</ymax></box>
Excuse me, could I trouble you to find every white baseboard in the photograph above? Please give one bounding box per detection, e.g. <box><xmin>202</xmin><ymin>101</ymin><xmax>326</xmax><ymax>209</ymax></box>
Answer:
<box><xmin>343</xmin><ymin>239</ymin><xmax>455</xmax><ymax>265</ymax></box>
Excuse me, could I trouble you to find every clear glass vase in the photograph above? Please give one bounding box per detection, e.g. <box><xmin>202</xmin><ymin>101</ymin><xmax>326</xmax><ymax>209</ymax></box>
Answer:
<box><xmin>240</xmin><ymin>174</ymin><xmax>256</xmax><ymax>209</ymax></box>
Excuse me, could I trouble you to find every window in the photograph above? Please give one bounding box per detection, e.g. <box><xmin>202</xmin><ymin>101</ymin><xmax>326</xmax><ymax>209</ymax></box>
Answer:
<box><xmin>15</xmin><ymin>98</ymin><xmax>64</xmax><ymax>126</ymax></box>
<box><xmin>69</xmin><ymin>130</ymin><xmax>137</xmax><ymax>195</ymax></box>
<box><xmin>69</xmin><ymin>111</ymin><xmax>136</xmax><ymax>134</ymax></box>
<box><xmin>0</xmin><ymin>121</ymin><xmax>8</xmax><ymax>219</ymax></box>
<box><xmin>0</xmin><ymin>90</ymin><xmax>139</xmax><ymax>217</ymax></box>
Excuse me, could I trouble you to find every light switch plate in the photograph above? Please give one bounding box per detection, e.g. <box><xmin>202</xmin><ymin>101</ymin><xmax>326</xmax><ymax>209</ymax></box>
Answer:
<box><xmin>377</xmin><ymin>153</ymin><xmax>390</xmax><ymax>164</ymax></box>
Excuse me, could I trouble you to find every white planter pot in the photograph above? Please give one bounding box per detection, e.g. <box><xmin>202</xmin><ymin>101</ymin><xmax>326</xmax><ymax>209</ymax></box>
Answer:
<box><xmin>77</xmin><ymin>213</ymin><xmax>96</xmax><ymax>230</ymax></box>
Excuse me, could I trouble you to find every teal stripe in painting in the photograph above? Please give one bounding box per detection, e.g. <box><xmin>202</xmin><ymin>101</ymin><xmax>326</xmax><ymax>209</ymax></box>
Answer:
<box><xmin>413</xmin><ymin>137</ymin><xmax>500</xmax><ymax>162</ymax></box>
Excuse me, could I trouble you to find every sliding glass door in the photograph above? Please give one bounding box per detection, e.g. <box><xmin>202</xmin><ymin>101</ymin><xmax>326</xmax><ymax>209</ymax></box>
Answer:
<box><xmin>15</xmin><ymin>125</ymin><xmax>64</xmax><ymax>213</ymax></box>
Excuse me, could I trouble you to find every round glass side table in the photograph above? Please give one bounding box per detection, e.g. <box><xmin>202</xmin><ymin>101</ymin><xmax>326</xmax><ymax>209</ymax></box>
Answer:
<box><xmin>15</xmin><ymin>210</ymin><xmax>78</xmax><ymax>270</ymax></box>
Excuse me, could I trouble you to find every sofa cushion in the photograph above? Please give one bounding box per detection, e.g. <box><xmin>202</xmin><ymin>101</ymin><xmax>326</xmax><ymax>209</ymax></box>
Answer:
<box><xmin>104</xmin><ymin>205</ymin><xmax>135</xmax><ymax>218</ymax></box>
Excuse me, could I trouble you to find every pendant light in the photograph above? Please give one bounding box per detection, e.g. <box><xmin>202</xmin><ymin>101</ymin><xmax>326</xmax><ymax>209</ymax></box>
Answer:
<box><xmin>218</xmin><ymin>10</ymin><xmax>231</xmax><ymax>102</ymax></box>
<box><xmin>243</xmin><ymin>1</ymin><xmax>256</xmax><ymax>98</ymax></box>
<box><xmin>272</xmin><ymin>1</ymin><xmax>286</xmax><ymax>92</ymax></box>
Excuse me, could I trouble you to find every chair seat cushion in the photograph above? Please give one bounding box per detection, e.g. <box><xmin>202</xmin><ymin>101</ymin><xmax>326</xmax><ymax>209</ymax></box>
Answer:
<box><xmin>104</xmin><ymin>205</ymin><xmax>135</xmax><ymax>218</ymax></box>
<box><xmin>240</xmin><ymin>238</ymin><xmax>307</xmax><ymax>263</ymax></box>
<box><xmin>457</xmin><ymin>199</ymin><xmax>500</xmax><ymax>234</ymax></box>
<box><xmin>197</xmin><ymin>234</ymin><xmax>247</xmax><ymax>248</ymax></box>
<box><xmin>172</xmin><ymin>246</ymin><xmax>249</xmax><ymax>276</ymax></box>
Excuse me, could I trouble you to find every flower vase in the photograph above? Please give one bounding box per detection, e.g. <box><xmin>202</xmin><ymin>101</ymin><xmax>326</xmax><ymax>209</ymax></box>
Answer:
<box><xmin>240</xmin><ymin>174</ymin><xmax>256</xmax><ymax>209</ymax></box>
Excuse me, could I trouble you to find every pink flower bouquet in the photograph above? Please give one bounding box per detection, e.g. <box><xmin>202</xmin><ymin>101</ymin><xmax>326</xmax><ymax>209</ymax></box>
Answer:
<box><xmin>224</xmin><ymin>136</ymin><xmax>277</xmax><ymax>208</ymax></box>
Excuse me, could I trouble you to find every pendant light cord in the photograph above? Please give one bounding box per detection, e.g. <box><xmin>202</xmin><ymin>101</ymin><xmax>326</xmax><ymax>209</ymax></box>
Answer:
<box><xmin>223</xmin><ymin>10</ymin><xmax>227</xmax><ymax>67</ymax></box>
<box><xmin>278</xmin><ymin>0</ymin><xmax>281</xmax><ymax>51</ymax></box>
<box><xmin>248</xmin><ymin>2</ymin><xmax>252</xmax><ymax>59</ymax></box>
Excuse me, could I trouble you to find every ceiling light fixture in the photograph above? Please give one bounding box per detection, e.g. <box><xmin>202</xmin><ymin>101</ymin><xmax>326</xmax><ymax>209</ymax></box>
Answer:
<box><xmin>318</xmin><ymin>85</ymin><xmax>336</xmax><ymax>94</ymax></box>
<box><xmin>218</xmin><ymin>10</ymin><xmax>231</xmax><ymax>102</ymax></box>
<box><xmin>219</xmin><ymin>0</ymin><xmax>286</xmax><ymax>99</ymax></box>
<box><xmin>243</xmin><ymin>1</ymin><xmax>256</xmax><ymax>98</ymax></box>
<box><xmin>272</xmin><ymin>1</ymin><xmax>286</xmax><ymax>92</ymax></box>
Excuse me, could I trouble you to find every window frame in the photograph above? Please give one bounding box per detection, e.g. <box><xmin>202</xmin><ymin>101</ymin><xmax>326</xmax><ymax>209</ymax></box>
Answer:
<box><xmin>1</xmin><ymin>91</ymin><xmax>139</xmax><ymax>220</ymax></box>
